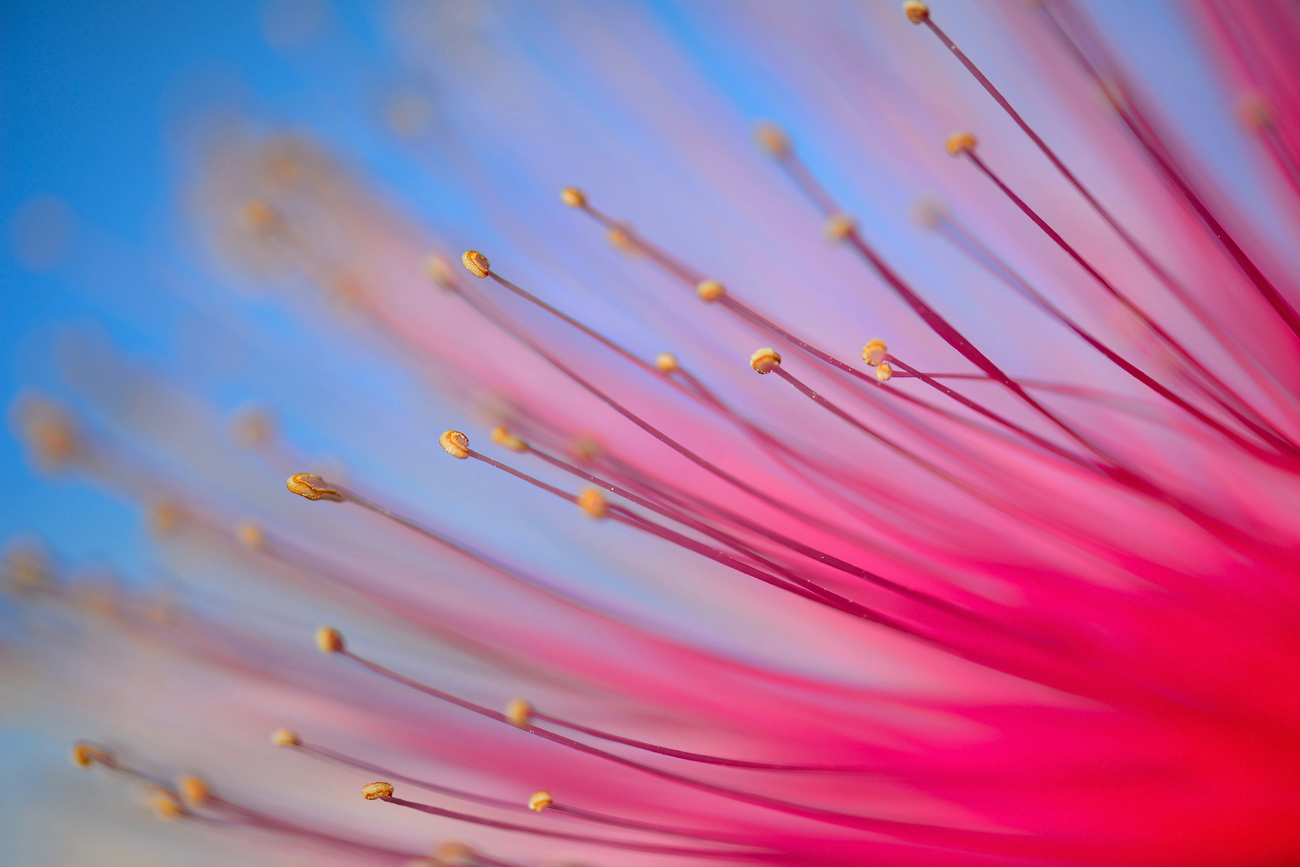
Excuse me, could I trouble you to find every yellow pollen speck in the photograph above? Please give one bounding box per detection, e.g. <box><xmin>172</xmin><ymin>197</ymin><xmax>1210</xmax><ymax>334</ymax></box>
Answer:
<box><xmin>271</xmin><ymin>728</ymin><xmax>300</xmax><ymax>747</ymax></box>
<box><xmin>946</xmin><ymin>132</ymin><xmax>977</xmax><ymax>157</ymax></box>
<box><xmin>823</xmin><ymin>212</ymin><xmax>857</xmax><ymax>244</ymax></box>
<box><xmin>750</xmin><ymin>347</ymin><xmax>782</xmax><ymax>374</ymax></box>
<box><xmin>904</xmin><ymin>0</ymin><xmax>930</xmax><ymax>24</ymax></box>
<box><xmin>506</xmin><ymin>698</ymin><xmax>533</xmax><ymax>727</ymax></box>
<box><xmin>605</xmin><ymin>224</ymin><xmax>642</xmax><ymax>257</ymax></box>
<box><xmin>862</xmin><ymin>338</ymin><xmax>888</xmax><ymax>366</ymax></box>
<box><xmin>876</xmin><ymin>362</ymin><xmax>894</xmax><ymax>382</ymax></box>
<box><xmin>423</xmin><ymin>254</ymin><xmax>458</xmax><ymax>291</ymax></box>
<box><xmin>578</xmin><ymin>487</ymin><xmax>608</xmax><ymax>519</ymax></box>
<box><xmin>529</xmin><ymin>790</ymin><xmax>553</xmax><ymax>812</ymax></box>
<box><xmin>696</xmin><ymin>280</ymin><xmax>725</xmax><ymax>302</ymax></box>
<box><xmin>753</xmin><ymin>122</ymin><xmax>791</xmax><ymax>158</ymax></box>
<box><xmin>461</xmin><ymin>250</ymin><xmax>490</xmax><ymax>278</ymax></box>
<box><xmin>71</xmin><ymin>743</ymin><xmax>112</xmax><ymax>768</ymax></box>
<box><xmin>439</xmin><ymin>429</ymin><xmax>471</xmax><ymax>459</ymax></box>
<box><xmin>286</xmin><ymin>473</ymin><xmax>344</xmax><ymax>502</ymax></box>
<box><xmin>150</xmin><ymin>789</ymin><xmax>184</xmax><ymax>821</ymax></box>
<box><xmin>147</xmin><ymin>501</ymin><xmax>185</xmax><ymax>537</ymax></box>
<box><xmin>235</xmin><ymin>520</ymin><xmax>267</xmax><ymax>553</ymax></box>
<box><xmin>560</xmin><ymin>187</ymin><xmax>587</xmax><ymax>208</ymax></box>
<box><xmin>491</xmin><ymin>426</ymin><xmax>527</xmax><ymax>453</ymax></box>
<box><xmin>316</xmin><ymin>626</ymin><xmax>345</xmax><ymax>654</ymax></box>
<box><xmin>362</xmin><ymin>781</ymin><xmax>394</xmax><ymax>800</ymax></box>
<box><xmin>655</xmin><ymin>352</ymin><xmax>679</xmax><ymax>373</ymax></box>
<box><xmin>179</xmin><ymin>776</ymin><xmax>209</xmax><ymax>805</ymax></box>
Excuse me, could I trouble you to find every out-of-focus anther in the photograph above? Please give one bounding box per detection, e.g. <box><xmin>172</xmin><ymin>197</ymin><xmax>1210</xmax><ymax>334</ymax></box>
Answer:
<box><xmin>491</xmin><ymin>426</ymin><xmax>528</xmax><ymax>453</ymax></box>
<box><xmin>911</xmin><ymin>195</ymin><xmax>948</xmax><ymax>230</ymax></box>
<box><xmin>179</xmin><ymin>776</ymin><xmax>210</xmax><ymax>806</ymax></box>
<box><xmin>573</xmin><ymin>436</ymin><xmax>602</xmax><ymax>462</ymax></box>
<box><xmin>271</xmin><ymin>728</ymin><xmax>300</xmax><ymax>747</ymax></box>
<box><xmin>436</xmin><ymin>841</ymin><xmax>477</xmax><ymax>866</ymax></box>
<box><xmin>946</xmin><ymin>132</ymin><xmax>977</xmax><ymax>157</ymax></box>
<box><xmin>903</xmin><ymin>0</ymin><xmax>930</xmax><ymax>24</ymax></box>
<box><xmin>655</xmin><ymin>352</ymin><xmax>679</xmax><ymax>373</ymax></box>
<box><xmin>149</xmin><ymin>788</ymin><xmax>184</xmax><ymax>820</ymax></box>
<box><xmin>606</xmin><ymin>223</ymin><xmax>642</xmax><ymax>256</ymax></box>
<box><xmin>823</xmin><ymin>212</ymin><xmax>857</xmax><ymax>244</ymax></box>
<box><xmin>461</xmin><ymin>250</ymin><xmax>491</xmax><ymax>279</ymax></box>
<box><xmin>560</xmin><ymin>187</ymin><xmax>587</xmax><ymax>208</ymax></box>
<box><xmin>235</xmin><ymin>520</ymin><xmax>267</xmax><ymax>553</ymax></box>
<box><xmin>72</xmin><ymin>743</ymin><xmax>113</xmax><ymax>768</ymax></box>
<box><xmin>578</xmin><ymin>487</ymin><xmax>608</xmax><ymax>520</ymax></box>
<box><xmin>286</xmin><ymin>473</ymin><xmax>344</xmax><ymax>502</ymax></box>
<box><xmin>362</xmin><ymin>781</ymin><xmax>395</xmax><ymax>800</ymax></box>
<box><xmin>423</xmin><ymin>254</ymin><xmax>458</xmax><ymax>292</ymax></box>
<box><xmin>697</xmin><ymin>280</ymin><xmax>726</xmax><ymax>302</ymax></box>
<box><xmin>316</xmin><ymin>626</ymin><xmax>345</xmax><ymax>654</ymax></box>
<box><xmin>750</xmin><ymin>347</ymin><xmax>782</xmax><ymax>374</ymax></box>
<box><xmin>862</xmin><ymin>339</ymin><xmax>888</xmax><ymax>367</ymax></box>
<box><xmin>146</xmin><ymin>500</ymin><xmax>186</xmax><ymax>537</ymax></box>
<box><xmin>529</xmin><ymin>790</ymin><xmax>554</xmax><ymax>812</ymax></box>
<box><xmin>440</xmin><ymin>430</ymin><xmax>471</xmax><ymax>459</ymax></box>
<box><xmin>754</xmin><ymin>122</ymin><xmax>791</xmax><ymax>158</ymax></box>
<box><xmin>16</xmin><ymin>397</ymin><xmax>82</xmax><ymax>471</ymax></box>
<box><xmin>876</xmin><ymin>362</ymin><xmax>894</xmax><ymax>382</ymax></box>
<box><xmin>506</xmin><ymin>698</ymin><xmax>533</xmax><ymax>728</ymax></box>
<box><xmin>241</xmin><ymin>199</ymin><xmax>282</xmax><ymax>235</ymax></box>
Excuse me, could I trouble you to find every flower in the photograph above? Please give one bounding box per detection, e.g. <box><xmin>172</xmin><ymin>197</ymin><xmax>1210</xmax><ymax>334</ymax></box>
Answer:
<box><xmin>5</xmin><ymin>1</ymin><xmax>1300</xmax><ymax>865</ymax></box>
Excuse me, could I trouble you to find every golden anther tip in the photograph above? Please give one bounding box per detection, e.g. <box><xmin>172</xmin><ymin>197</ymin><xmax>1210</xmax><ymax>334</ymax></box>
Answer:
<box><xmin>316</xmin><ymin>626</ymin><xmax>345</xmax><ymax>654</ymax></box>
<box><xmin>876</xmin><ymin>362</ymin><xmax>894</xmax><ymax>382</ymax></box>
<box><xmin>362</xmin><ymin>781</ymin><xmax>395</xmax><ymax>800</ymax></box>
<box><xmin>753</xmin><ymin>122</ymin><xmax>791</xmax><ymax>158</ymax></box>
<box><xmin>903</xmin><ymin>1</ymin><xmax>930</xmax><ymax>24</ymax></box>
<box><xmin>946</xmin><ymin>132</ymin><xmax>977</xmax><ymax>157</ymax></box>
<box><xmin>578</xmin><ymin>487</ymin><xmax>608</xmax><ymax>520</ymax></box>
<box><xmin>179</xmin><ymin>776</ymin><xmax>209</xmax><ymax>805</ymax></box>
<box><xmin>696</xmin><ymin>280</ymin><xmax>726</xmax><ymax>303</ymax></box>
<box><xmin>71</xmin><ymin>743</ymin><xmax>112</xmax><ymax>769</ymax></box>
<box><xmin>655</xmin><ymin>352</ymin><xmax>679</xmax><ymax>373</ymax></box>
<box><xmin>529</xmin><ymin>790</ymin><xmax>554</xmax><ymax>812</ymax></box>
<box><xmin>506</xmin><ymin>698</ymin><xmax>533</xmax><ymax>728</ymax></box>
<box><xmin>423</xmin><ymin>254</ymin><xmax>458</xmax><ymax>291</ymax></box>
<box><xmin>147</xmin><ymin>500</ymin><xmax>186</xmax><ymax>537</ymax></box>
<box><xmin>750</xmin><ymin>347</ymin><xmax>782</xmax><ymax>374</ymax></box>
<box><xmin>560</xmin><ymin>187</ymin><xmax>587</xmax><ymax>208</ymax></box>
<box><xmin>862</xmin><ymin>339</ymin><xmax>888</xmax><ymax>367</ymax></box>
<box><xmin>439</xmin><ymin>429</ymin><xmax>471</xmax><ymax>459</ymax></box>
<box><xmin>241</xmin><ymin>199</ymin><xmax>281</xmax><ymax>234</ymax></box>
<box><xmin>823</xmin><ymin>212</ymin><xmax>857</xmax><ymax>244</ymax></box>
<box><xmin>271</xmin><ymin>727</ymin><xmax>300</xmax><ymax>747</ymax></box>
<box><xmin>491</xmin><ymin>426</ymin><xmax>528</xmax><ymax>453</ymax></box>
<box><xmin>605</xmin><ymin>224</ymin><xmax>642</xmax><ymax>257</ymax></box>
<box><xmin>150</xmin><ymin>789</ymin><xmax>184</xmax><ymax>821</ymax></box>
<box><xmin>437</xmin><ymin>841</ymin><xmax>477</xmax><ymax>864</ymax></box>
<box><xmin>235</xmin><ymin>520</ymin><xmax>267</xmax><ymax>553</ymax></box>
<box><xmin>461</xmin><ymin>250</ymin><xmax>491</xmax><ymax>279</ymax></box>
<box><xmin>286</xmin><ymin>473</ymin><xmax>344</xmax><ymax>502</ymax></box>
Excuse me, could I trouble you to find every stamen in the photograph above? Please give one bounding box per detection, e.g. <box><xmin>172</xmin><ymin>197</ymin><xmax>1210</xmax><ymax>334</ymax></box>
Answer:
<box><xmin>440</xmin><ymin>429</ymin><xmax>472</xmax><ymax>459</ymax></box>
<box><xmin>506</xmin><ymin>698</ymin><xmax>533</xmax><ymax>728</ymax></box>
<box><xmin>697</xmin><ymin>279</ymin><xmax>726</xmax><ymax>302</ymax></box>
<box><xmin>422</xmin><ymin>254</ymin><xmax>458</xmax><ymax>292</ymax></box>
<box><xmin>461</xmin><ymin>250</ymin><xmax>491</xmax><ymax>279</ymax></box>
<box><xmin>179</xmin><ymin>775</ymin><xmax>210</xmax><ymax>806</ymax></box>
<box><xmin>875</xmin><ymin>363</ymin><xmax>893</xmax><ymax>383</ymax></box>
<box><xmin>748</xmin><ymin>347</ymin><xmax>781</xmax><ymax>374</ymax></box>
<box><xmin>361</xmin><ymin>780</ymin><xmax>395</xmax><ymax>800</ymax></box>
<box><xmin>271</xmin><ymin>728</ymin><xmax>300</xmax><ymax>747</ymax></box>
<box><xmin>286</xmin><ymin>473</ymin><xmax>344</xmax><ymax>502</ymax></box>
<box><xmin>527</xmin><ymin>790</ymin><xmax>552</xmax><ymax>812</ymax></box>
<box><xmin>72</xmin><ymin>743</ymin><xmax>114</xmax><ymax>768</ymax></box>
<box><xmin>559</xmin><ymin>186</ymin><xmax>587</xmax><ymax>208</ymax></box>
<box><xmin>577</xmin><ymin>486</ymin><xmax>608</xmax><ymax>519</ymax></box>
<box><xmin>491</xmin><ymin>426</ymin><xmax>528</xmax><ymax>453</ymax></box>
<box><xmin>655</xmin><ymin>351</ymin><xmax>679</xmax><ymax>373</ymax></box>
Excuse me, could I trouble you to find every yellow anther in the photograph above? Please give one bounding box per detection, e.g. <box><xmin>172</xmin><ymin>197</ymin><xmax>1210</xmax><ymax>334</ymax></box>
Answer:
<box><xmin>179</xmin><ymin>776</ymin><xmax>209</xmax><ymax>806</ymax></box>
<box><xmin>436</xmin><ymin>841</ymin><xmax>477</xmax><ymax>865</ymax></box>
<box><xmin>560</xmin><ymin>187</ymin><xmax>587</xmax><ymax>208</ymax></box>
<box><xmin>946</xmin><ymin>132</ymin><xmax>977</xmax><ymax>157</ymax></box>
<box><xmin>605</xmin><ymin>224</ymin><xmax>642</xmax><ymax>257</ymax></box>
<box><xmin>16</xmin><ymin>398</ymin><xmax>82</xmax><ymax>471</ymax></box>
<box><xmin>750</xmin><ymin>347</ymin><xmax>782</xmax><ymax>374</ymax></box>
<box><xmin>423</xmin><ymin>254</ymin><xmax>458</xmax><ymax>291</ymax></box>
<box><xmin>753</xmin><ymin>122</ymin><xmax>791</xmax><ymax>158</ymax></box>
<box><xmin>461</xmin><ymin>250</ymin><xmax>490</xmax><ymax>279</ymax></box>
<box><xmin>903</xmin><ymin>0</ymin><xmax>930</xmax><ymax>24</ymax></box>
<box><xmin>439</xmin><ymin>429</ymin><xmax>471</xmax><ymax>459</ymax></box>
<box><xmin>823</xmin><ymin>212</ymin><xmax>857</xmax><ymax>243</ymax></box>
<box><xmin>271</xmin><ymin>728</ymin><xmax>300</xmax><ymax>747</ymax></box>
<box><xmin>655</xmin><ymin>352</ymin><xmax>679</xmax><ymax>373</ymax></box>
<box><xmin>316</xmin><ymin>626</ymin><xmax>345</xmax><ymax>654</ymax></box>
<box><xmin>362</xmin><ymin>781</ymin><xmax>395</xmax><ymax>800</ymax></box>
<box><xmin>491</xmin><ymin>426</ymin><xmax>527</xmax><ymax>453</ymax></box>
<box><xmin>529</xmin><ymin>790</ymin><xmax>553</xmax><ymax>812</ymax></box>
<box><xmin>696</xmin><ymin>280</ymin><xmax>726</xmax><ymax>302</ymax></box>
<box><xmin>910</xmin><ymin>195</ymin><xmax>948</xmax><ymax>230</ymax></box>
<box><xmin>506</xmin><ymin>698</ymin><xmax>533</xmax><ymax>728</ymax></box>
<box><xmin>3</xmin><ymin>545</ymin><xmax>51</xmax><ymax>593</ymax></box>
<box><xmin>876</xmin><ymin>362</ymin><xmax>894</xmax><ymax>382</ymax></box>
<box><xmin>862</xmin><ymin>338</ymin><xmax>888</xmax><ymax>367</ymax></box>
<box><xmin>149</xmin><ymin>788</ymin><xmax>184</xmax><ymax>820</ymax></box>
<box><xmin>572</xmin><ymin>436</ymin><xmax>602</xmax><ymax>462</ymax></box>
<box><xmin>578</xmin><ymin>487</ymin><xmax>608</xmax><ymax>519</ymax></box>
<box><xmin>147</xmin><ymin>500</ymin><xmax>186</xmax><ymax>537</ymax></box>
<box><xmin>235</xmin><ymin>520</ymin><xmax>267</xmax><ymax>553</ymax></box>
<box><xmin>71</xmin><ymin>743</ymin><xmax>112</xmax><ymax>768</ymax></box>
<box><xmin>241</xmin><ymin>199</ymin><xmax>281</xmax><ymax>235</ymax></box>
<box><xmin>286</xmin><ymin>473</ymin><xmax>344</xmax><ymax>502</ymax></box>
